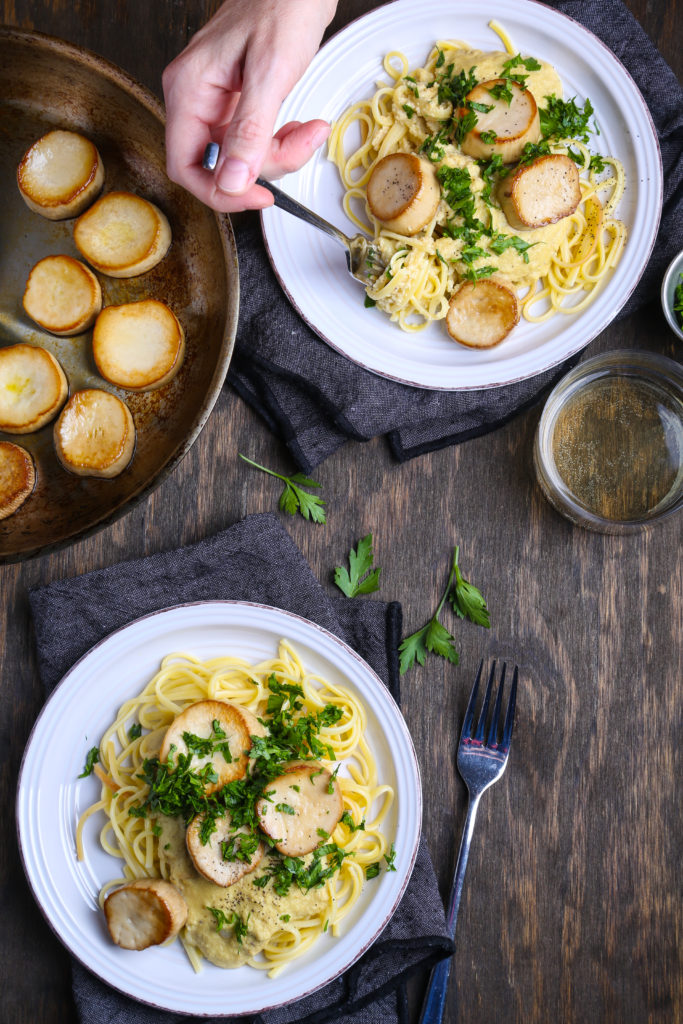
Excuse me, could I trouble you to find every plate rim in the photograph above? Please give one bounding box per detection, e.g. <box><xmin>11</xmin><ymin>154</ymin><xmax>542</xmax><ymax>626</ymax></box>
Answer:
<box><xmin>0</xmin><ymin>26</ymin><xmax>239</xmax><ymax>564</ymax></box>
<box><xmin>261</xmin><ymin>0</ymin><xmax>663</xmax><ymax>391</ymax></box>
<box><xmin>16</xmin><ymin>599</ymin><xmax>422</xmax><ymax>1017</ymax></box>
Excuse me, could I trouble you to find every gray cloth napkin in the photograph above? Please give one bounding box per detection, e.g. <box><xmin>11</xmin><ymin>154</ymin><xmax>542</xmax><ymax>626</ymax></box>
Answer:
<box><xmin>228</xmin><ymin>0</ymin><xmax>683</xmax><ymax>472</ymax></box>
<box><xmin>29</xmin><ymin>513</ymin><xmax>453</xmax><ymax>1024</ymax></box>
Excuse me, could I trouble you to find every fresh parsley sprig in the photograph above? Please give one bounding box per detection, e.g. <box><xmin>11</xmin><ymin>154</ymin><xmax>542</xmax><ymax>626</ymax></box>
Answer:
<box><xmin>207</xmin><ymin>906</ymin><xmax>250</xmax><ymax>943</ymax></box>
<box><xmin>239</xmin><ymin>453</ymin><xmax>326</xmax><ymax>524</ymax></box>
<box><xmin>399</xmin><ymin>545</ymin><xmax>490</xmax><ymax>674</ymax></box>
<box><xmin>334</xmin><ymin>533</ymin><xmax>382</xmax><ymax>598</ymax></box>
<box><xmin>398</xmin><ymin>555</ymin><xmax>460</xmax><ymax>675</ymax></box>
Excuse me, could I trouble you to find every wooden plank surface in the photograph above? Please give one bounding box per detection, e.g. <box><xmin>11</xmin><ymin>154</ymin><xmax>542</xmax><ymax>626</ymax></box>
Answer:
<box><xmin>1</xmin><ymin>2</ymin><xmax>681</xmax><ymax>1022</ymax></box>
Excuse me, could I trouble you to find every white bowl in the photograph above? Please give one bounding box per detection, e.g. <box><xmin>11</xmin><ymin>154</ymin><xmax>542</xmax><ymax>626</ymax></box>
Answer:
<box><xmin>661</xmin><ymin>249</ymin><xmax>683</xmax><ymax>342</ymax></box>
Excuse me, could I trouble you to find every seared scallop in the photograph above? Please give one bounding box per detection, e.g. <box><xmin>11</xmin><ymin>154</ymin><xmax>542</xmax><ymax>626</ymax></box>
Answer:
<box><xmin>0</xmin><ymin>344</ymin><xmax>68</xmax><ymax>434</ymax></box>
<box><xmin>73</xmin><ymin>191</ymin><xmax>172</xmax><ymax>278</ymax></box>
<box><xmin>53</xmin><ymin>389</ymin><xmax>135</xmax><ymax>478</ymax></box>
<box><xmin>256</xmin><ymin>761</ymin><xmax>343</xmax><ymax>857</ymax></box>
<box><xmin>93</xmin><ymin>300</ymin><xmax>185</xmax><ymax>391</ymax></box>
<box><xmin>17</xmin><ymin>130</ymin><xmax>104</xmax><ymax>220</ymax></box>
<box><xmin>446</xmin><ymin>278</ymin><xmax>520</xmax><ymax>348</ymax></box>
<box><xmin>23</xmin><ymin>255</ymin><xmax>102</xmax><ymax>336</ymax></box>
<box><xmin>186</xmin><ymin>819</ymin><xmax>265</xmax><ymax>887</ymax></box>
<box><xmin>366</xmin><ymin>153</ymin><xmax>440</xmax><ymax>235</ymax></box>
<box><xmin>104</xmin><ymin>878</ymin><xmax>187</xmax><ymax>950</ymax></box>
<box><xmin>498</xmin><ymin>154</ymin><xmax>581</xmax><ymax>230</ymax></box>
<box><xmin>0</xmin><ymin>442</ymin><xmax>36</xmax><ymax>520</ymax></box>
<box><xmin>159</xmin><ymin>700</ymin><xmax>264</xmax><ymax>794</ymax></box>
<box><xmin>461</xmin><ymin>79</ymin><xmax>541</xmax><ymax>163</ymax></box>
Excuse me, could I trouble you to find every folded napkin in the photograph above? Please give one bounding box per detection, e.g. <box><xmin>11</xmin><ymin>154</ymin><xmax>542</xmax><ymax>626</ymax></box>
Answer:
<box><xmin>29</xmin><ymin>513</ymin><xmax>453</xmax><ymax>1024</ymax></box>
<box><xmin>228</xmin><ymin>0</ymin><xmax>683</xmax><ymax>472</ymax></box>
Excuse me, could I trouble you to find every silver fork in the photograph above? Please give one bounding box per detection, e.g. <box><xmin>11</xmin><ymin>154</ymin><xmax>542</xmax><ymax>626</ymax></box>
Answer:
<box><xmin>418</xmin><ymin>660</ymin><xmax>518</xmax><ymax>1024</ymax></box>
<box><xmin>202</xmin><ymin>142</ymin><xmax>384</xmax><ymax>283</ymax></box>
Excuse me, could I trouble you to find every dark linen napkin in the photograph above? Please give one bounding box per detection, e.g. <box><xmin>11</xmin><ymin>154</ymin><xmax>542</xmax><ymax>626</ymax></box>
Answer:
<box><xmin>28</xmin><ymin>513</ymin><xmax>453</xmax><ymax>1024</ymax></box>
<box><xmin>227</xmin><ymin>0</ymin><xmax>683</xmax><ymax>472</ymax></box>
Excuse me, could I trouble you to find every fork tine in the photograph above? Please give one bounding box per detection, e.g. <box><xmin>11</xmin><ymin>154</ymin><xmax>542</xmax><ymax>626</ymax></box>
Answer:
<box><xmin>487</xmin><ymin>662</ymin><xmax>506</xmax><ymax>747</ymax></box>
<box><xmin>474</xmin><ymin>661</ymin><xmax>497</xmax><ymax>742</ymax></box>
<box><xmin>501</xmin><ymin>665</ymin><xmax>518</xmax><ymax>751</ymax></box>
<box><xmin>461</xmin><ymin>660</ymin><xmax>483</xmax><ymax>739</ymax></box>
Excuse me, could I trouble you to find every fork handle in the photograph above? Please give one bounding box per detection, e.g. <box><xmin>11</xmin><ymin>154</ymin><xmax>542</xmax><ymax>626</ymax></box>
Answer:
<box><xmin>418</xmin><ymin>793</ymin><xmax>481</xmax><ymax>1024</ymax></box>
<box><xmin>256</xmin><ymin>177</ymin><xmax>352</xmax><ymax>250</ymax></box>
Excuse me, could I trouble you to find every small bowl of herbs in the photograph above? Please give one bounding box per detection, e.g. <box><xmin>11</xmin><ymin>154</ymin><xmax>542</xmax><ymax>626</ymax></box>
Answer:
<box><xmin>661</xmin><ymin>250</ymin><xmax>683</xmax><ymax>342</ymax></box>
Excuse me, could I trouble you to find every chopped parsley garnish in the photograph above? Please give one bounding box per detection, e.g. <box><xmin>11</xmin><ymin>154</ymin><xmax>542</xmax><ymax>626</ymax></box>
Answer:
<box><xmin>182</xmin><ymin>720</ymin><xmax>233</xmax><ymax>762</ymax></box>
<box><xmin>589</xmin><ymin>153</ymin><xmax>607</xmax><ymax>173</ymax></box>
<box><xmin>366</xmin><ymin>863</ymin><xmax>381</xmax><ymax>879</ymax></box>
<box><xmin>221</xmin><ymin>832</ymin><xmax>261</xmax><ymax>863</ymax></box>
<box><xmin>674</xmin><ymin>273</ymin><xmax>683</xmax><ymax>329</ymax></box>
<box><xmin>463</xmin><ymin>265</ymin><xmax>497</xmax><ymax>282</ymax></box>
<box><xmin>385</xmin><ymin>843</ymin><xmax>397</xmax><ymax>871</ymax></box>
<box><xmin>341</xmin><ymin>810</ymin><xmax>366</xmax><ymax>832</ymax></box>
<box><xmin>420</xmin><ymin>127</ymin><xmax>449</xmax><ymax>162</ymax></box>
<box><xmin>540</xmin><ymin>94</ymin><xmax>596</xmax><ymax>144</ymax></box>
<box><xmin>207</xmin><ymin>907</ymin><xmax>250</xmax><ymax>944</ymax></box>
<box><xmin>479</xmin><ymin>129</ymin><xmax>497</xmax><ymax>145</ymax></box>
<box><xmin>280</xmin><ymin>914</ymin><xmax>291</xmax><ymax>922</ymax></box>
<box><xmin>78</xmin><ymin>746</ymin><xmax>99</xmax><ymax>778</ymax></box>
<box><xmin>402</xmin><ymin>103</ymin><xmax>415</xmax><ymax>119</ymax></box>
<box><xmin>489</xmin><ymin>233</ymin><xmax>536</xmax><ymax>264</ymax></box>
<box><xmin>128</xmin><ymin>723</ymin><xmax>142</xmax><ymax>741</ymax></box>
<box><xmin>275</xmin><ymin>803</ymin><xmax>296</xmax><ymax>815</ymax></box>
<box><xmin>487</xmin><ymin>80</ymin><xmax>513</xmax><ymax>105</ymax></box>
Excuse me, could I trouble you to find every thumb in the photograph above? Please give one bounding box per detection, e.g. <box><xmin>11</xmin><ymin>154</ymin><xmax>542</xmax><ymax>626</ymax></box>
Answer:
<box><xmin>215</xmin><ymin>72</ymin><xmax>283</xmax><ymax>195</ymax></box>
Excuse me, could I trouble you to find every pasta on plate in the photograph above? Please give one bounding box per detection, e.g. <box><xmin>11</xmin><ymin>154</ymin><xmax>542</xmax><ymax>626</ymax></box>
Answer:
<box><xmin>77</xmin><ymin>640</ymin><xmax>395</xmax><ymax>977</ymax></box>
<box><xmin>327</xmin><ymin>20</ymin><xmax>626</xmax><ymax>339</ymax></box>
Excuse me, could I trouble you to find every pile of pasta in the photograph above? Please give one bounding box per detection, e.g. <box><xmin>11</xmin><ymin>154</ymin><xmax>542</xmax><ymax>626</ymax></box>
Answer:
<box><xmin>327</xmin><ymin>23</ymin><xmax>626</xmax><ymax>333</ymax></box>
<box><xmin>77</xmin><ymin>640</ymin><xmax>394</xmax><ymax>976</ymax></box>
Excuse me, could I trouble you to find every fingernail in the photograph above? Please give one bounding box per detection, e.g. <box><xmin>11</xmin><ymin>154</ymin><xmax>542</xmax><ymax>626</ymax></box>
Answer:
<box><xmin>311</xmin><ymin>125</ymin><xmax>330</xmax><ymax>149</ymax></box>
<box><xmin>217</xmin><ymin>158</ymin><xmax>251</xmax><ymax>194</ymax></box>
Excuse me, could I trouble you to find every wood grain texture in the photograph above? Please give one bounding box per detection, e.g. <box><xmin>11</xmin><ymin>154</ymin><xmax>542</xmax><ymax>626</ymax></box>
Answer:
<box><xmin>0</xmin><ymin>3</ymin><xmax>681</xmax><ymax>1023</ymax></box>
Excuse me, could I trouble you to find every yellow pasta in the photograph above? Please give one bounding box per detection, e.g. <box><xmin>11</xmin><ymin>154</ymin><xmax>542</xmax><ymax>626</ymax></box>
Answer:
<box><xmin>77</xmin><ymin>640</ymin><xmax>394</xmax><ymax>977</ymax></box>
<box><xmin>327</xmin><ymin>23</ymin><xmax>625</xmax><ymax>335</ymax></box>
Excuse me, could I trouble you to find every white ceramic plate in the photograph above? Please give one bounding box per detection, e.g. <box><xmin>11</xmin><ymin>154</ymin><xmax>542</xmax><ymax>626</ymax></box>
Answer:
<box><xmin>262</xmin><ymin>0</ymin><xmax>662</xmax><ymax>390</ymax></box>
<box><xmin>17</xmin><ymin>602</ymin><xmax>421</xmax><ymax>1017</ymax></box>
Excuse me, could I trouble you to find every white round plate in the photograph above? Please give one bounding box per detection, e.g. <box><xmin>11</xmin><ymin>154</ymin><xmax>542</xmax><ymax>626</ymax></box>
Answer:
<box><xmin>262</xmin><ymin>0</ymin><xmax>662</xmax><ymax>390</ymax></box>
<box><xmin>17</xmin><ymin>601</ymin><xmax>421</xmax><ymax>1017</ymax></box>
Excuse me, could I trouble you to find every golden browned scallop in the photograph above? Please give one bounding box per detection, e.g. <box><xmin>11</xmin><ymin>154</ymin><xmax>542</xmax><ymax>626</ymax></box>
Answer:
<box><xmin>53</xmin><ymin>389</ymin><xmax>136</xmax><ymax>478</ymax></box>
<box><xmin>0</xmin><ymin>442</ymin><xmax>36</xmax><ymax>520</ymax></box>
<box><xmin>0</xmin><ymin>344</ymin><xmax>68</xmax><ymax>434</ymax></box>
<box><xmin>460</xmin><ymin>79</ymin><xmax>541</xmax><ymax>163</ymax></box>
<box><xmin>445</xmin><ymin>279</ymin><xmax>520</xmax><ymax>348</ymax></box>
<box><xmin>73</xmin><ymin>191</ymin><xmax>172</xmax><ymax>278</ymax></box>
<box><xmin>17</xmin><ymin>130</ymin><xmax>104</xmax><ymax>220</ymax></box>
<box><xmin>255</xmin><ymin>761</ymin><xmax>343</xmax><ymax>856</ymax></box>
<box><xmin>104</xmin><ymin>878</ymin><xmax>187</xmax><ymax>951</ymax></box>
<box><xmin>23</xmin><ymin>255</ymin><xmax>102</xmax><ymax>336</ymax></box>
<box><xmin>498</xmin><ymin>154</ymin><xmax>581</xmax><ymax>230</ymax></box>
<box><xmin>366</xmin><ymin>153</ymin><xmax>440</xmax><ymax>235</ymax></box>
<box><xmin>159</xmin><ymin>700</ymin><xmax>263</xmax><ymax>794</ymax></box>
<box><xmin>186</xmin><ymin>819</ymin><xmax>265</xmax><ymax>887</ymax></box>
<box><xmin>92</xmin><ymin>300</ymin><xmax>185</xmax><ymax>391</ymax></box>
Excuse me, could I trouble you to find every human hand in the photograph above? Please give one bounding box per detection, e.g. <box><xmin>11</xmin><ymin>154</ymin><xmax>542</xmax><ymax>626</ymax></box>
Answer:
<box><xmin>162</xmin><ymin>0</ymin><xmax>337</xmax><ymax>212</ymax></box>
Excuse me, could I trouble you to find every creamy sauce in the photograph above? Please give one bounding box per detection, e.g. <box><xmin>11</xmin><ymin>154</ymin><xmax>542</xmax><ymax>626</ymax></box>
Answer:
<box><xmin>158</xmin><ymin>816</ymin><xmax>328</xmax><ymax>968</ymax></box>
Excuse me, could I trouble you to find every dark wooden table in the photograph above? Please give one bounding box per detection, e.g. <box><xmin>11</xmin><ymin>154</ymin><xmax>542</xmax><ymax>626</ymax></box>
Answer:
<box><xmin>1</xmin><ymin>2</ymin><xmax>681</xmax><ymax>1022</ymax></box>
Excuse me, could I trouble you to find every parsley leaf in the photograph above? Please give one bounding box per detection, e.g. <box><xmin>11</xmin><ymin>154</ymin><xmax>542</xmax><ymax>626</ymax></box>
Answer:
<box><xmin>128</xmin><ymin>723</ymin><xmax>142</xmax><ymax>741</ymax></box>
<box><xmin>334</xmin><ymin>533</ymin><xmax>382</xmax><ymax>598</ymax></box>
<box><xmin>364</xmin><ymin>294</ymin><xmax>377</xmax><ymax>308</ymax></box>
<box><xmin>488</xmin><ymin>81</ymin><xmax>513</xmax><ymax>105</ymax></box>
<box><xmin>207</xmin><ymin>907</ymin><xmax>250</xmax><ymax>944</ymax></box>
<box><xmin>479</xmin><ymin>129</ymin><xmax>497</xmax><ymax>145</ymax></box>
<box><xmin>402</xmin><ymin>103</ymin><xmax>415</xmax><ymax>119</ymax></box>
<box><xmin>78</xmin><ymin>746</ymin><xmax>99</xmax><ymax>778</ymax></box>
<box><xmin>385</xmin><ymin>843</ymin><xmax>397</xmax><ymax>871</ymax></box>
<box><xmin>239</xmin><ymin>453</ymin><xmax>326</xmax><ymax>524</ymax></box>
<box><xmin>341</xmin><ymin>810</ymin><xmax>365</xmax><ymax>832</ymax></box>
<box><xmin>489</xmin><ymin>233</ymin><xmax>536</xmax><ymax>264</ymax></box>
<box><xmin>539</xmin><ymin>94</ymin><xmax>596</xmax><ymax>144</ymax></box>
<box><xmin>673</xmin><ymin>272</ymin><xmax>683</xmax><ymax>329</ymax></box>
<box><xmin>448</xmin><ymin>545</ymin><xmax>490</xmax><ymax>627</ymax></box>
<box><xmin>366</xmin><ymin>863</ymin><xmax>381</xmax><ymax>879</ymax></box>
